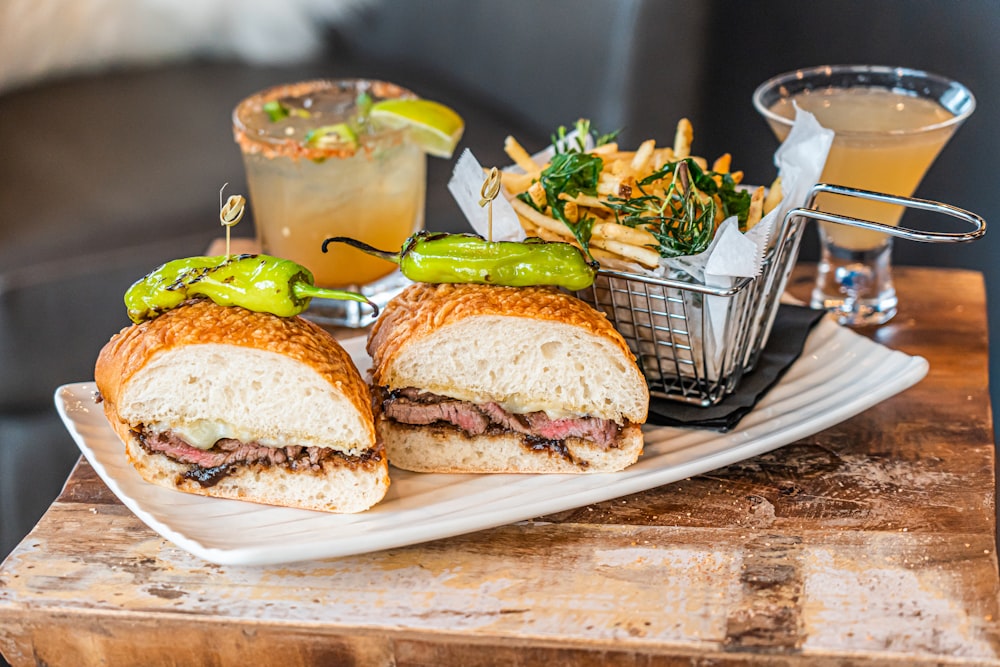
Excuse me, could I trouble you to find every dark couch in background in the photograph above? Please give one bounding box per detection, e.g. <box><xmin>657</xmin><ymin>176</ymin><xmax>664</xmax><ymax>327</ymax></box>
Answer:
<box><xmin>2</xmin><ymin>0</ymin><xmax>996</xmax><ymax>559</ymax></box>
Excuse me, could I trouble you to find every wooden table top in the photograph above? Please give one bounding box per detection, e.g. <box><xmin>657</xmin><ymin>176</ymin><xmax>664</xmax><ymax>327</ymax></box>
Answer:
<box><xmin>1</xmin><ymin>264</ymin><xmax>997</xmax><ymax>666</ymax></box>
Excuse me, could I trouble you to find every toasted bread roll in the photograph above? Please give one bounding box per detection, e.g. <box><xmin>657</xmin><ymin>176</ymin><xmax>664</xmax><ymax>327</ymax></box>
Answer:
<box><xmin>368</xmin><ymin>283</ymin><xmax>649</xmax><ymax>473</ymax></box>
<box><xmin>96</xmin><ymin>299</ymin><xmax>388</xmax><ymax>512</ymax></box>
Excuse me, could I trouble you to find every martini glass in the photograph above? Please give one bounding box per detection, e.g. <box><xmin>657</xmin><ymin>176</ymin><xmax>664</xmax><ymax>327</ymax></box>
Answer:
<box><xmin>753</xmin><ymin>65</ymin><xmax>975</xmax><ymax>326</ymax></box>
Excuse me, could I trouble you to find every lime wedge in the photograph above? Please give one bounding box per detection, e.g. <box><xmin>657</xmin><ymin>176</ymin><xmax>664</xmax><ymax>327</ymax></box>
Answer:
<box><xmin>370</xmin><ymin>99</ymin><xmax>465</xmax><ymax>158</ymax></box>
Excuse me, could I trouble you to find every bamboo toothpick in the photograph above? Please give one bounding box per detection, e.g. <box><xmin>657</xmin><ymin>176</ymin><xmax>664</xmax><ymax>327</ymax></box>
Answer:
<box><xmin>218</xmin><ymin>183</ymin><xmax>246</xmax><ymax>258</ymax></box>
<box><xmin>478</xmin><ymin>167</ymin><xmax>502</xmax><ymax>242</ymax></box>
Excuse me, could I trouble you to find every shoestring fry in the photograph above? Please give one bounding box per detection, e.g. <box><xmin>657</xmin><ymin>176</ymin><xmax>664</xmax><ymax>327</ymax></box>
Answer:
<box><xmin>501</xmin><ymin>119</ymin><xmax>783</xmax><ymax>269</ymax></box>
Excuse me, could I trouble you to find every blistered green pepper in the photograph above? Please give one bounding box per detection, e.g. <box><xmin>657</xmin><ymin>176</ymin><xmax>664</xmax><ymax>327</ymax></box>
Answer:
<box><xmin>124</xmin><ymin>254</ymin><xmax>376</xmax><ymax>324</ymax></box>
<box><xmin>322</xmin><ymin>231</ymin><xmax>599</xmax><ymax>291</ymax></box>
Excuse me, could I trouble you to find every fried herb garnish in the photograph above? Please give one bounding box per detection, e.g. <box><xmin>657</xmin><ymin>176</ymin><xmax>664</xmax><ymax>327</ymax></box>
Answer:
<box><xmin>604</xmin><ymin>158</ymin><xmax>752</xmax><ymax>258</ymax></box>
<box><xmin>517</xmin><ymin>120</ymin><xmax>615</xmax><ymax>254</ymax></box>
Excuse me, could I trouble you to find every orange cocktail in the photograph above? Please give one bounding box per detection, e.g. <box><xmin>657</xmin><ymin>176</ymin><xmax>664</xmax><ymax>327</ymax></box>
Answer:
<box><xmin>753</xmin><ymin>65</ymin><xmax>974</xmax><ymax>326</ymax></box>
<box><xmin>763</xmin><ymin>86</ymin><xmax>959</xmax><ymax>250</ymax></box>
<box><xmin>233</xmin><ymin>79</ymin><xmax>426</xmax><ymax>297</ymax></box>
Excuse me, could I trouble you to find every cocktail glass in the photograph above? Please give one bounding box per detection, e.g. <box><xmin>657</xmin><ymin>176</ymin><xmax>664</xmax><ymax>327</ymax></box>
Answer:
<box><xmin>233</xmin><ymin>79</ymin><xmax>426</xmax><ymax>327</ymax></box>
<box><xmin>753</xmin><ymin>65</ymin><xmax>975</xmax><ymax>326</ymax></box>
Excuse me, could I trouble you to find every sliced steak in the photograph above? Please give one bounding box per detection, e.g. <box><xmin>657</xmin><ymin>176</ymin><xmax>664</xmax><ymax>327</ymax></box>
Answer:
<box><xmin>384</xmin><ymin>398</ymin><xmax>491</xmax><ymax>435</ymax></box>
<box><xmin>525</xmin><ymin>410</ymin><xmax>620</xmax><ymax>445</ymax></box>
<box><xmin>136</xmin><ymin>428</ymin><xmax>380</xmax><ymax>487</ymax></box>
<box><xmin>380</xmin><ymin>387</ymin><xmax>621</xmax><ymax>448</ymax></box>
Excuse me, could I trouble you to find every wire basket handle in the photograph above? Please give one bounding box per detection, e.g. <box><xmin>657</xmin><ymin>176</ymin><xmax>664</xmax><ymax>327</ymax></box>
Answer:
<box><xmin>785</xmin><ymin>183</ymin><xmax>986</xmax><ymax>243</ymax></box>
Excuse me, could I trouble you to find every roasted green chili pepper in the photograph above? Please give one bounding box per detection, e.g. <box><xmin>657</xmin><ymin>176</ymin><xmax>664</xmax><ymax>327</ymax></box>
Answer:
<box><xmin>124</xmin><ymin>254</ymin><xmax>376</xmax><ymax>324</ymax></box>
<box><xmin>322</xmin><ymin>231</ymin><xmax>598</xmax><ymax>291</ymax></box>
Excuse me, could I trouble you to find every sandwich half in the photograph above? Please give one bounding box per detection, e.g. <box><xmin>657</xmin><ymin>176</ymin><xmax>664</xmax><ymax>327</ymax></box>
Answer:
<box><xmin>368</xmin><ymin>282</ymin><xmax>649</xmax><ymax>473</ymax></box>
<box><xmin>95</xmin><ymin>298</ymin><xmax>389</xmax><ymax>512</ymax></box>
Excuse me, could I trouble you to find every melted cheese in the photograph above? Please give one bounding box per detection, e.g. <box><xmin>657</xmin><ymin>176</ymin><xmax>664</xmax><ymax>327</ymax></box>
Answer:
<box><xmin>421</xmin><ymin>387</ymin><xmax>582</xmax><ymax>420</ymax></box>
<box><xmin>497</xmin><ymin>399</ymin><xmax>578</xmax><ymax>420</ymax></box>
<box><xmin>153</xmin><ymin>420</ymin><xmax>279</xmax><ymax>450</ymax></box>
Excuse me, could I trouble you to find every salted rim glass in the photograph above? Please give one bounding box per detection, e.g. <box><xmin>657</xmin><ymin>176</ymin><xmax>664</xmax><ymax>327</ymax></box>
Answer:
<box><xmin>232</xmin><ymin>78</ymin><xmax>418</xmax><ymax>161</ymax></box>
<box><xmin>751</xmin><ymin>64</ymin><xmax>976</xmax><ymax>138</ymax></box>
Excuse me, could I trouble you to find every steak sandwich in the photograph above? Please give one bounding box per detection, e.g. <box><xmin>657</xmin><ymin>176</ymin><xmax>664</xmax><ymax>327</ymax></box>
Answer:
<box><xmin>368</xmin><ymin>282</ymin><xmax>649</xmax><ymax>473</ymax></box>
<box><xmin>95</xmin><ymin>298</ymin><xmax>389</xmax><ymax>512</ymax></box>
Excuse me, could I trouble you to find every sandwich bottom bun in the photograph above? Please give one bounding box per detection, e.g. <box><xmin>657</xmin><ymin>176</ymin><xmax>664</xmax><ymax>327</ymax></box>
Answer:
<box><xmin>378</xmin><ymin>420</ymin><xmax>645</xmax><ymax>474</ymax></box>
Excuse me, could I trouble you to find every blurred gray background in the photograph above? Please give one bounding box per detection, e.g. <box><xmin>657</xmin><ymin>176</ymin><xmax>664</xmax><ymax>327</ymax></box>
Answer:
<box><xmin>1</xmin><ymin>0</ymin><xmax>996</xmax><ymax>559</ymax></box>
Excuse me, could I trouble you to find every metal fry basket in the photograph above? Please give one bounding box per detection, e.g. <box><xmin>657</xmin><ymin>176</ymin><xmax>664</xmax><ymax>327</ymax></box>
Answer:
<box><xmin>574</xmin><ymin>183</ymin><xmax>986</xmax><ymax>407</ymax></box>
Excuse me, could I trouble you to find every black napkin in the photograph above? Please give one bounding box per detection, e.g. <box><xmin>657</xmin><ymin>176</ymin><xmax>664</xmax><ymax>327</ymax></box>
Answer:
<box><xmin>646</xmin><ymin>304</ymin><xmax>826</xmax><ymax>432</ymax></box>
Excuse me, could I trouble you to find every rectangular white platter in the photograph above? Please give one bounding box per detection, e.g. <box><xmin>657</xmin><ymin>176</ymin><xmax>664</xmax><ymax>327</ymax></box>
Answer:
<box><xmin>55</xmin><ymin>316</ymin><xmax>927</xmax><ymax>566</ymax></box>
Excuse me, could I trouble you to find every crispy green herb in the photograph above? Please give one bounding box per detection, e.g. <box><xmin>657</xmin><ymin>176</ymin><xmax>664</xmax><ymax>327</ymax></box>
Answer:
<box><xmin>647</xmin><ymin>159</ymin><xmax>752</xmax><ymax>228</ymax></box>
<box><xmin>517</xmin><ymin>120</ymin><xmax>617</xmax><ymax>254</ymax></box>
<box><xmin>551</xmin><ymin>119</ymin><xmax>619</xmax><ymax>153</ymax></box>
<box><xmin>604</xmin><ymin>158</ymin><xmax>752</xmax><ymax>258</ymax></box>
<box><xmin>522</xmin><ymin>151</ymin><xmax>602</xmax><ymax>252</ymax></box>
<box><xmin>716</xmin><ymin>173</ymin><xmax>752</xmax><ymax>225</ymax></box>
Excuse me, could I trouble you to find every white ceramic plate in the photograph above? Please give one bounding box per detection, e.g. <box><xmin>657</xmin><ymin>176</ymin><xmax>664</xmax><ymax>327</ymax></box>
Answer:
<box><xmin>55</xmin><ymin>317</ymin><xmax>927</xmax><ymax>566</ymax></box>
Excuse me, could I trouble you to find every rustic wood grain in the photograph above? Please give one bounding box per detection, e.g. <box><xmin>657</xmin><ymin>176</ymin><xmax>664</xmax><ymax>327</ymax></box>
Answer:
<box><xmin>1</xmin><ymin>265</ymin><xmax>997</xmax><ymax>667</ymax></box>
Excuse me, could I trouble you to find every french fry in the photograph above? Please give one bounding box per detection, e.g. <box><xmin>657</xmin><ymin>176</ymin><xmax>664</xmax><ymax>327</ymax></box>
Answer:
<box><xmin>763</xmin><ymin>176</ymin><xmax>783</xmax><ymax>215</ymax></box>
<box><xmin>590</xmin><ymin>142</ymin><xmax>619</xmax><ymax>156</ymax></box>
<box><xmin>558</xmin><ymin>192</ymin><xmax>611</xmax><ymax>210</ymax></box>
<box><xmin>528</xmin><ymin>228</ymin><xmax>654</xmax><ymax>272</ymax></box>
<box><xmin>510</xmin><ymin>198</ymin><xmax>574</xmax><ymax>239</ymax></box>
<box><xmin>746</xmin><ymin>186</ymin><xmax>765</xmax><ymax>230</ymax></box>
<box><xmin>597</xmin><ymin>172</ymin><xmax>626</xmax><ymax>197</ymax></box>
<box><xmin>610</xmin><ymin>158</ymin><xmax>631</xmax><ymax>177</ymax></box>
<box><xmin>587</xmin><ymin>245</ymin><xmax>631</xmax><ymax>265</ymax></box>
<box><xmin>527</xmin><ymin>181</ymin><xmax>547</xmax><ymax>209</ymax></box>
<box><xmin>504</xmin><ymin>136</ymin><xmax>541</xmax><ymax>174</ymax></box>
<box><xmin>563</xmin><ymin>200</ymin><xmax>580</xmax><ymax>224</ymax></box>
<box><xmin>597</xmin><ymin>170</ymin><xmax>636</xmax><ymax>199</ymax></box>
<box><xmin>630</xmin><ymin>139</ymin><xmax>656</xmax><ymax>175</ymax></box>
<box><xmin>673</xmin><ymin>118</ymin><xmax>693</xmax><ymax>158</ymax></box>
<box><xmin>712</xmin><ymin>153</ymin><xmax>732</xmax><ymax>174</ymax></box>
<box><xmin>500</xmin><ymin>170</ymin><xmax>536</xmax><ymax>194</ymax></box>
<box><xmin>593</xmin><ymin>222</ymin><xmax>658</xmax><ymax>248</ymax></box>
<box><xmin>653</xmin><ymin>147</ymin><xmax>676</xmax><ymax>168</ymax></box>
<box><xmin>590</xmin><ymin>237</ymin><xmax>660</xmax><ymax>269</ymax></box>
<box><xmin>522</xmin><ymin>219</ymin><xmax>627</xmax><ymax>267</ymax></box>
<box><xmin>520</xmin><ymin>220</ymin><xmax>563</xmax><ymax>243</ymax></box>
<box><xmin>514</xmin><ymin>198</ymin><xmax>660</xmax><ymax>266</ymax></box>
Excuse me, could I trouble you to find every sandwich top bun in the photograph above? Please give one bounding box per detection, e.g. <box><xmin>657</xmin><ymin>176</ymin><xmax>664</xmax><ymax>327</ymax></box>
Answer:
<box><xmin>368</xmin><ymin>282</ymin><xmax>649</xmax><ymax>425</ymax></box>
<box><xmin>96</xmin><ymin>298</ymin><xmax>388</xmax><ymax>513</ymax></box>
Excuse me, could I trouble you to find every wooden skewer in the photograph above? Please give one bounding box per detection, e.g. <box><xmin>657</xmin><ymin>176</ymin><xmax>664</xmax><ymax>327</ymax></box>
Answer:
<box><xmin>479</xmin><ymin>167</ymin><xmax>502</xmax><ymax>242</ymax></box>
<box><xmin>219</xmin><ymin>184</ymin><xmax>246</xmax><ymax>258</ymax></box>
